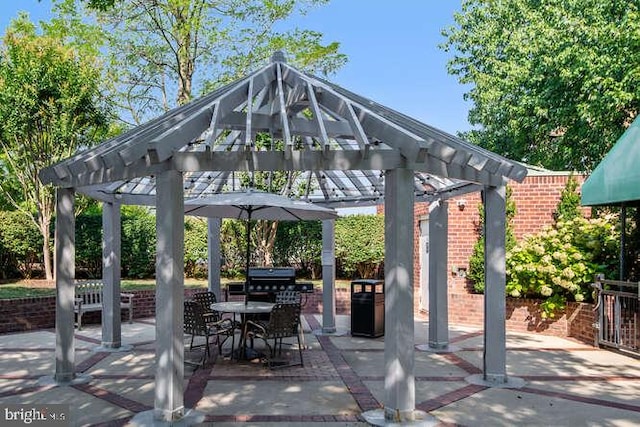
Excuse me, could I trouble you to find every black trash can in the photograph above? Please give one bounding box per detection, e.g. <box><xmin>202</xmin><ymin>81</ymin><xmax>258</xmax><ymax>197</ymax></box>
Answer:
<box><xmin>350</xmin><ymin>279</ymin><xmax>384</xmax><ymax>338</ymax></box>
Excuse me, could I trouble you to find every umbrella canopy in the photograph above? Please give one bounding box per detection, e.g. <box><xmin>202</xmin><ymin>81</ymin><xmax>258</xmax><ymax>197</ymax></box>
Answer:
<box><xmin>185</xmin><ymin>189</ymin><xmax>338</xmax><ymax>281</ymax></box>
<box><xmin>184</xmin><ymin>189</ymin><xmax>338</xmax><ymax>220</ymax></box>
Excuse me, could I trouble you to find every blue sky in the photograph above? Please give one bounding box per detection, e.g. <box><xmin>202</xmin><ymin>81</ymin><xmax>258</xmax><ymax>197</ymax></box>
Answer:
<box><xmin>0</xmin><ymin>0</ymin><xmax>471</xmax><ymax>135</ymax></box>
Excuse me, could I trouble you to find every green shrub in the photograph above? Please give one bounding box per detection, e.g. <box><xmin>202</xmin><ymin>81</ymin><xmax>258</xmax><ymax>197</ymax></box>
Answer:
<box><xmin>184</xmin><ymin>217</ymin><xmax>208</xmax><ymax>279</ymax></box>
<box><xmin>468</xmin><ymin>187</ymin><xmax>517</xmax><ymax>293</ymax></box>
<box><xmin>506</xmin><ymin>215</ymin><xmax>619</xmax><ymax>318</ymax></box>
<box><xmin>554</xmin><ymin>175</ymin><xmax>582</xmax><ymax>221</ymax></box>
<box><xmin>76</xmin><ymin>211</ymin><xmax>103</xmax><ymax>278</ymax></box>
<box><xmin>0</xmin><ymin>210</ymin><xmax>42</xmax><ymax>278</ymax></box>
<box><xmin>220</xmin><ymin>219</ymin><xmax>247</xmax><ymax>278</ymax></box>
<box><xmin>274</xmin><ymin>220</ymin><xmax>322</xmax><ymax>278</ymax></box>
<box><xmin>335</xmin><ymin>214</ymin><xmax>384</xmax><ymax>279</ymax></box>
<box><xmin>121</xmin><ymin>206</ymin><xmax>156</xmax><ymax>278</ymax></box>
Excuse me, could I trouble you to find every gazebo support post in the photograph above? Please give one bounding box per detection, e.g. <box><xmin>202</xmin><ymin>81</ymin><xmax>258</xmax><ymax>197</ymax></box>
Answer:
<box><xmin>321</xmin><ymin>219</ymin><xmax>336</xmax><ymax>333</ymax></box>
<box><xmin>208</xmin><ymin>217</ymin><xmax>222</xmax><ymax>300</ymax></box>
<box><xmin>154</xmin><ymin>170</ymin><xmax>187</xmax><ymax>422</ymax></box>
<box><xmin>362</xmin><ymin>167</ymin><xmax>433</xmax><ymax>425</ymax></box>
<box><xmin>483</xmin><ymin>184</ymin><xmax>507</xmax><ymax>382</ymax></box>
<box><xmin>428</xmin><ymin>200</ymin><xmax>450</xmax><ymax>349</ymax></box>
<box><xmin>101</xmin><ymin>200</ymin><xmax>125</xmax><ymax>350</ymax></box>
<box><xmin>464</xmin><ymin>183</ymin><xmax>524</xmax><ymax>389</ymax></box>
<box><xmin>54</xmin><ymin>188</ymin><xmax>77</xmax><ymax>383</ymax></box>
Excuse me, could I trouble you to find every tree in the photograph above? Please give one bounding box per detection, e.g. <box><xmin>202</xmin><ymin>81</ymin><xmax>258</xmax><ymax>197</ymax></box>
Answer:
<box><xmin>274</xmin><ymin>220</ymin><xmax>323</xmax><ymax>278</ymax></box>
<box><xmin>0</xmin><ymin>15</ymin><xmax>108</xmax><ymax>280</ymax></box>
<box><xmin>554</xmin><ymin>175</ymin><xmax>582</xmax><ymax>221</ymax></box>
<box><xmin>441</xmin><ymin>0</ymin><xmax>640</xmax><ymax>171</ymax></box>
<box><xmin>53</xmin><ymin>0</ymin><xmax>346</xmax><ymax>267</ymax></box>
<box><xmin>54</xmin><ymin>0</ymin><xmax>347</xmax><ymax>124</ymax></box>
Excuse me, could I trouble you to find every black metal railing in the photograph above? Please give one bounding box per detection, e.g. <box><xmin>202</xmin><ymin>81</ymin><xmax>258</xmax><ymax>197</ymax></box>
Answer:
<box><xmin>592</xmin><ymin>274</ymin><xmax>639</xmax><ymax>354</ymax></box>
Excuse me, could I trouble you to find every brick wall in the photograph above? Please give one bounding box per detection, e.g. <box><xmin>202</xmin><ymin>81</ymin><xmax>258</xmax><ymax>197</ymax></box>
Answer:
<box><xmin>0</xmin><ymin>296</ymin><xmax>57</xmax><ymax>333</ymax></box>
<box><xmin>0</xmin><ymin>287</ymin><xmax>596</xmax><ymax>345</ymax></box>
<box><xmin>0</xmin><ymin>288</ymin><xmax>205</xmax><ymax>334</ymax></box>
<box><xmin>380</xmin><ymin>173</ymin><xmax>587</xmax><ymax>297</ymax></box>
<box><xmin>448</xmin><ymin>293</ymin><xmax>595</xmax><ymax>344</ymax></box>
<box><xmin>441</xmin><ymin>173</ymin><xmax>586</xmax><ymax>294</ymax></box>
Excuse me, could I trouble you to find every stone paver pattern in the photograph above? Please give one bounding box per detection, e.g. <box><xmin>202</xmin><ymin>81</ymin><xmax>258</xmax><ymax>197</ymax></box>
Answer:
<box><xmin>1</xmin><ymin>314</ymin><xmax>639</xmax><ymax>426</ymax></box>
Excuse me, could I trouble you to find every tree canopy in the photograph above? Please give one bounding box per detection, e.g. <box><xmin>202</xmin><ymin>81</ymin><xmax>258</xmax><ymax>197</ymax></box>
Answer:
<box><xmin>0</xmin><ymin>14</ymin><xmax>109</xmax><ymax>279</ymax></box>
<box><xmin>53</xmin><ymin>0</ymin><xmax>347</xmax><ymax>125</ymax></box>
<box><xmin>442</xmin><ymin>0</ymin><xmax>640</xmax><ymax>171</ymax></box>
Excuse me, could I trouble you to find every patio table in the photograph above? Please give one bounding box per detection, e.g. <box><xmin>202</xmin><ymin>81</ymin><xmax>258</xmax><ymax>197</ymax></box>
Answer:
<box><xmin>211</xmin><ymin>301</ymin><xmax>275</xmax><ymax>361</ymax></box>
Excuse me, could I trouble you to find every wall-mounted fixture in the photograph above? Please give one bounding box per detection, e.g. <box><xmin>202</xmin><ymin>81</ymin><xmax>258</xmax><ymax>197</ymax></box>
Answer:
<box><xmin>456</xmin><ymin>199</ymin><xmax>467</xmax><ymax>211</ymax></box>
<box><xmin>451</xmin><ymin>265</ymin><xmax>468</xmax><ymax>278</ymax></box>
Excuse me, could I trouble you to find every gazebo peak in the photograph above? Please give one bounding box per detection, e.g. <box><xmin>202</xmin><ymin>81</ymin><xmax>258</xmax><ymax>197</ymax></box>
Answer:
<box><xmin>39</xmin><ymin>52</ymin><xmax>527</xmax><ymax>207</ymax></box>
<box><xmin>271</xmin><ymin>50</ymin><xmax>287</xmax><ymax>63</ymax></box>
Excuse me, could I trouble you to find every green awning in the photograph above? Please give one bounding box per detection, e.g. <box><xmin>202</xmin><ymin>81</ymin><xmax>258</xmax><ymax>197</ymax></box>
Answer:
<box><xmin>582</xmin><ymin>117</ymin><xmax>640</xmax><ymax>206</ymax></box>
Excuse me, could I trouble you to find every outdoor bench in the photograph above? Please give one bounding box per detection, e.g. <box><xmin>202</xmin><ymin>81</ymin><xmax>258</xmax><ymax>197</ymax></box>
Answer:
<box><xmin>74</xmin><ymin>280</ymin><xmax>134</xmax><ymax>330</ymax></box>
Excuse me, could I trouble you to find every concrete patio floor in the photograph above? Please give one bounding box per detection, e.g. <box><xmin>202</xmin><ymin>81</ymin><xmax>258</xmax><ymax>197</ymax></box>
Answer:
<box><xmin>1</xmin><ymin>314</ymin><xmax>639</xmax><ymax>426</ymax></box>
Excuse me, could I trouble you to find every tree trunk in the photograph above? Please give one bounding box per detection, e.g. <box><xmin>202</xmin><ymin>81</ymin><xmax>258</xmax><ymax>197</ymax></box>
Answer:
<box><xmin>40</xmin><ymin>217</ymin><xmax>53</xmax><ymax>281</ymax></box>
<box><xmin>255</xmin><ymin>220</ymin><xmax>279</xmax><ymax>267</ymax></box>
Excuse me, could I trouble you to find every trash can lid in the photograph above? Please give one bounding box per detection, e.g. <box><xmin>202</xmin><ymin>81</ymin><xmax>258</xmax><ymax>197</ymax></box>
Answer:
<box><xmin>351</xmin><ymin>279</ymin><xmax>384</xmax><ymax>285</ymax></box>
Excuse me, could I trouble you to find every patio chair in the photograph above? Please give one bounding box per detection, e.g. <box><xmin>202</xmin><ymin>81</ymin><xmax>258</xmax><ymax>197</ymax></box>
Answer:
<box><xmin>193</xmin><ymin>291</ymin><xmax>241</xmax><ymax>356</ymax></box>
<box><xmin>193</xmin><ymin>291</ymin><xmax>223</xmax><ymax>324</ymax></box>
<box><xmin>245</xmin><ymin>303</ymin><xmax>303</xmax><ymax>369</ymax></box>
<box><xmin>275</xmin><ymin>290</ymin><xmax>305</xmax><ymax>349</ymax></box>
<box><xmin>184</xmin><ymin>300</ymin><xmax>234</xmax><ymax>368</ymax></box>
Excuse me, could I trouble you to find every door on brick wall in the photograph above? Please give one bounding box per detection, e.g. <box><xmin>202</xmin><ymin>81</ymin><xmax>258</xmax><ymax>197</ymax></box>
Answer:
<box><xmin>419</xmin><ymin>219</ymin><xmax>429</xmax><ymax>312</ymax></box>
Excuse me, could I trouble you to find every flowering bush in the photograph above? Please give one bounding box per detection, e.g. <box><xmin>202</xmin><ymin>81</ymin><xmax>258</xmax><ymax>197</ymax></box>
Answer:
<box><xmin>506</xmin><ymin>215</ymin><xmax>619</xmax><ymax>318</ymax></box>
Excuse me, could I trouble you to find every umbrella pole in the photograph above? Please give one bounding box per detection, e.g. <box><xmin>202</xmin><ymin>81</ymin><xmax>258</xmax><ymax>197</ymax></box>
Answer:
<box><xmin>245</xmin><ymin>209</ymin><xmax>252</xmax><ymax>305</ymax></box>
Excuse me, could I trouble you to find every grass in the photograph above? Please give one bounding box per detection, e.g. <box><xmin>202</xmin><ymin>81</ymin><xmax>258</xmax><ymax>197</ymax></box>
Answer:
<box><xmin>0</xmin><ymin>278</ymin><xmax>352</xmax><ymax>299</ymax></box>
<box><xmin>0</xmin><ymin>286</ymin><xmax>57</xmax><ymax>299</ymax></box>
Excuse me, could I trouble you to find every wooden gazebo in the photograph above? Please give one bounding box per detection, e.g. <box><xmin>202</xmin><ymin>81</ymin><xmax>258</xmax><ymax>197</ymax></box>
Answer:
<box><xmin>40</xmin><ymin>52</ymin><xmax>527</xmax><ymax>424</ymax></box>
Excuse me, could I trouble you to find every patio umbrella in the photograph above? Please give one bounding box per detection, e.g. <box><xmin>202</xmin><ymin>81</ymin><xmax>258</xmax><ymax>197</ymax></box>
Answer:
<box><xmin>184</xmin><ymin>189</ymin><xmax>338</xmax><ymax>281</ymax></box>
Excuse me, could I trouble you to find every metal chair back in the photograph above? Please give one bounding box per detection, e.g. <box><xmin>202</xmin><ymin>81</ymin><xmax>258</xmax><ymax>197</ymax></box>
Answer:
<box><xmin>246</xmin><ymin>302</ymin><xmax>304</xmax><ymax>368</ymax></box>
<box><xmin>193</xmin><ymin>291</ymin><xmax>222</xmax><ymax>322</ymax></box>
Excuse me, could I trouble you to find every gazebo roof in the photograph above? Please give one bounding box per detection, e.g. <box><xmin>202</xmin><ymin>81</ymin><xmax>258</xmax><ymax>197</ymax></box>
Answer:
<box><xmin>40</xmin><ymin>52</ymin><xmax>527</xmax><ymax>207</ymax></box>
<box><xmin>582</xmin><ymin>116</ymin><xmax>640</xmax><ymax>206</ymax></box>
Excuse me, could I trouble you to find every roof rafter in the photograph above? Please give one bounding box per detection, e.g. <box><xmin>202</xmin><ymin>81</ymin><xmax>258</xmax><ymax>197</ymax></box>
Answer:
<box><xmin>41</xmin><ymin>52</ymin><xmax>527</xmax><ymax>207</ymax></box>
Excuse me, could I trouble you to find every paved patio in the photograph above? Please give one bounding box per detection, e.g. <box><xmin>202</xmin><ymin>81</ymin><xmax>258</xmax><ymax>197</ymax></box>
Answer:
<box><xmin>1</xmin><ymin>314</ymin><xmax>639</xmax><ymax>426</ymax></box>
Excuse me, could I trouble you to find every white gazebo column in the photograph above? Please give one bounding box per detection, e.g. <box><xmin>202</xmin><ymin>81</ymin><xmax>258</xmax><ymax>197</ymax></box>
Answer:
<box><xmin>428</xmin><ymin>200</ymin><xmax>450</xmax><ymax>349</ymax></box>
<box><xmin>363</xmin><ymin>167</ymin><xmax>432</xmax><ymax>425</ymax></box>
<box><xmin>154</xmin><ymin>170</ymin><xmax>186</xmax><ymax>422</ymax></box>
<box><xmin>207</xmin><ymin>217</ymin><xmax>222</xmax><ymax>300</ymax></box>
<box><xmin>417</xmin><ymin>200</ymin><xmax>454</xmax><ymax>353</ymax></box>
<box><xmin>101</xmin><ymin>200</ymin><xmax>128</xmax><ymax>350</ymax></box>
<box><xmin>321</xmin><ymin>219</ymin><xmax>336</xmax><ymax>334</ymax></box>
<box><xmin>483</xmin><ymin>184</ymin><xmax>507</xmax><ymax>382</ymax></box>
<box><xmin>53</xmin><ymin>188</ymin><xmax>77</xmax><ymax>383</ymax></box>
<box><xmin>466</xmin><ymin>184</ymin><xmax>524</xmax><ymax>389</ymax></box>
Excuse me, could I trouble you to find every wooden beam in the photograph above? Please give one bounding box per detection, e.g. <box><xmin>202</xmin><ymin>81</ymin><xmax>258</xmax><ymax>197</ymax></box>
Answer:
<box><xmin>276</xmin><ymin>63</ymin><xmax>293</xmax><ymax>159</ymax></box>
<box><xmin>345</xmin><ymin>103</ymin><xmax>370</xmax><ymax>158</ymax></box>
<box><xmin>203</xmin><ymin>102</ymin><xmax>222</xmax><ymax>148</ymax></box>
<box><xmin>245</xmin><ymin>77</ymin><xmax>254</xmax><ymax>149</ymax></box>
<box><xmin>141</xmin><ymin>105</ymin><xmax>213</xmax><ymax>165</ymax></box>
<box><xmin>306</xmin><ymin>82</ymin><xmax>330</xmax><ymax>155</ymax></box>
<box><xmin>173</xmin><ymin>149</ymin><xmax>402</xmax><ymax>172</ymax></box>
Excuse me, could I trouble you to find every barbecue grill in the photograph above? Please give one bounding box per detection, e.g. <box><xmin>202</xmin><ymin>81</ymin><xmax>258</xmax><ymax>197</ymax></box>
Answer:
<box><xmin>246</xmin><ymin>267</ymin><xmax>313</xmax><ymax>294</ymax></box>
<box><xmin>225</xmin><ymin>267</ymin><xmax>313</xmax><ymax>302</ymax></box>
